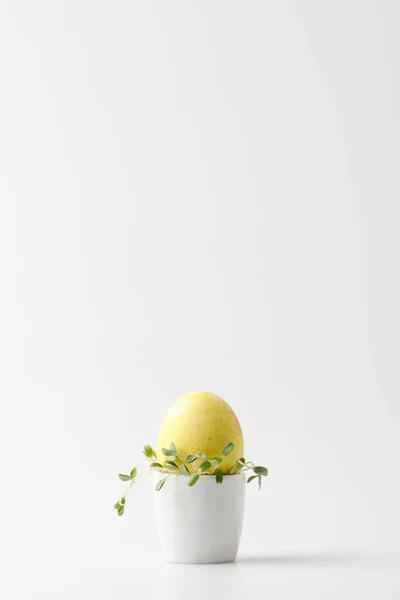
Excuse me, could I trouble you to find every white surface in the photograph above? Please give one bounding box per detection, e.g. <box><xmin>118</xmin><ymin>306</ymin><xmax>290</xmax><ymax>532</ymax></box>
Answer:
<box><xmin>153</xmin><ymin>472</ymin><xmax>245</xmax><ymax>563</ymax></box>
<box><xmin>0</xmin><ymin>0</ymin><xmax>399</xmax><ymax>597</ymax></box>
<box><xmin>2</xmin><ymin>551</ymin><xmax>400</xmax><ymax>600</ymax></box>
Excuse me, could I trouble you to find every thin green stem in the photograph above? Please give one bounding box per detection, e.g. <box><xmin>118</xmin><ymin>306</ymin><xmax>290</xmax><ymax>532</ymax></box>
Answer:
<box><xmin>122</xmin><ymin>466</ymin><xmax>160</xmax><ymax>499</ymax></box>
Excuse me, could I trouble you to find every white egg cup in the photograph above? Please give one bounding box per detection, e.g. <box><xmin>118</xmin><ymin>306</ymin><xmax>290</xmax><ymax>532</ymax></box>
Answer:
<box><xmin>153</xmin><ymin>471</ymin><xmax>245</xmax><ymax>564</ymax></box>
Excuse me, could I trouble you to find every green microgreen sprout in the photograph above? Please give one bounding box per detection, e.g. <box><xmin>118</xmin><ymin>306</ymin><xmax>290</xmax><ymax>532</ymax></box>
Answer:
<box><xmin>114</xmin><ymin>441</ymin><xmax>268</xmax><ymax>516</ymax></box>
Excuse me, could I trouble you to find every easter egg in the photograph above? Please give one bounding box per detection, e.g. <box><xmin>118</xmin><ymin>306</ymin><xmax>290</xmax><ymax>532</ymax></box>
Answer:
<box><xmin>156</xmin><ymin>391</ymin><xmax>244</xmax><ymax>473</ymax></box>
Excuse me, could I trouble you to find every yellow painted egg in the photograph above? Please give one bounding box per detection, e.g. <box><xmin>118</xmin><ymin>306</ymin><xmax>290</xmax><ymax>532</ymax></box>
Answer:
<box><xmin>156</xmin><ymin>391</ymin><xmax>244</xmax><ymax>473</ymax></box>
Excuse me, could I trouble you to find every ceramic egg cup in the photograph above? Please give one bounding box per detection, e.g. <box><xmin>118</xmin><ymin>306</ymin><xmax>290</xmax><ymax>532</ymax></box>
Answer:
<box><xmin>153</xmin><ymin>471</ymin><xmax>246</xmax><ymax>564</ymax></box>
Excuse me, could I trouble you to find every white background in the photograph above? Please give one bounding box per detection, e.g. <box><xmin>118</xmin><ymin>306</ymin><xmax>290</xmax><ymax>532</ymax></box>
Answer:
<box><xmin>1</xmin><ymin>1</ymin><xmax>399</xmax><ymax>598</ymax></box>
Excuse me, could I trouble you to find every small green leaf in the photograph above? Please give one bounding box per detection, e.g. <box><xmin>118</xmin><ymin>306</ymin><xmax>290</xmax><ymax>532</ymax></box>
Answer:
<box><xmin>188</xmin><ymin>473</ymin><xmax>200</xmax><ymax>487</ymax></box>
<box><xmin>180</xmin><ymin>464</ymin><xmax>190</xmax><ymax>476</ymax></box>
<box><xmin>258</xmin><ymin>475</ymin><xmax>262</xmax><ymax>490</ymax></box>
<box><xmin>216</xmin><ymin>470</ymin><xmax>223</xmax><ymax>484</ymax></box>
<box><xmin>184</xmin><ymin>455</ymin><xmax>197</xmax><ymax>464</ymax></box>
<box><xmin>229</xmin><ymin>461</ymin><xmax>243</xmax><ymax>474</ymax></box>
<box><xmin>113</xmin><ymin>501</ymin><xmax>122</xmax><ymax>510</ymax></box>
<box><xmin>247</xmin><ymin>475</ymin><xmax>258</xmax><ymax>483</ymax></box>
<box><xmin>238</xmin><ymin>457</ymin><xmax>246</xmax><ymax>464</ymax></box>
<box><xmin>222</xmin><ymin>442</ymin><xmax>234</xmax><ymax>456</ymax></box>
<box><xmin>162</xmin><ymin>447</ymin><xmax>177</xmax><ymax>458</ymax></box>
<box><xmin>164</xmin><ymin>461</ymin><xmax>179</xmax><ymax>470</ymax></box>
<box><xmin>170</xmin><ymin>442</ymin><xmax>177</xmax><ymax>453</ymax></box>
<box><xmin>143</xmin><ymin>444</ymin><xmax>155</xmax><ymax>458</ymax></box>
<box><xmin>120</xmin><ymin>497</ymin><xmax>126</xmax><ymax>505</ymax></box>
<box><xmin>150</xmin><ymin>462</ymin><xmax>163</xmax><ymax>468</ymax></box>
<box><xmin>155</xmin><ymin>477</ymin><xmax>167</xmax><ymax>491</ymax></box>
<box><xmin>254</xmin><ymin>466</ymin><xmax>268</xmax><ymax>477</ymax></box>
<box><xmin>209</xmin><ymin>456</ymin><xmax>223</xmax><ymax>464</ymax></box>
<box><xmin>118</xmin><ymin>506</ymin><xmax>124</xmax><ymax>516</ymax></box>
<box><xmin>118</xmin><ymin>473</ymin><xmax>131</xmax><ymax>482</ymax></box>
<box><xmin>197</xmin><ymin>452</ymin><xmax>207</xmax><ymax>461</ymax></box>
<box><xmin>130</xmin><ymin>467</ymin><xmax>137</xmax><ymax>480</ymax></box>
<box><xmin>199</xmin><ymin>460</ymin><xmax>212</xmax><ymax>472</ymax></box>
